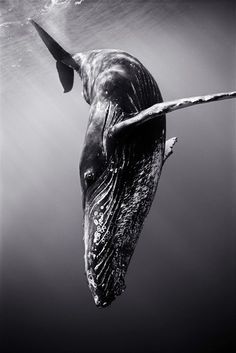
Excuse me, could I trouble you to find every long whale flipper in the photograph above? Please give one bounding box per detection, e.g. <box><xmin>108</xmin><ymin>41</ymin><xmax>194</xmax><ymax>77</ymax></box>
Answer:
<box><xmin>110</xmin><ymin>91</ymin><xmax>236</xmax><ymax>137</ymax></box>
<box><xmin>30</xmin><ymin>19</ymin><xmax>79</xmax><ymax>92</ymax></box>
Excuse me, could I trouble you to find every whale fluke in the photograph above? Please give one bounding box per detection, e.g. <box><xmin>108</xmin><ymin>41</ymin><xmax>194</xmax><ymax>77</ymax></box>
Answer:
<box><xmin>30</xmin><ymin>20</ymin><xmax>80</xmax><ymax>92</ymax></box>
<box><xmin>30</xmin><ymin>19</ymin><xmax>71</xmax><ymax>61</ymax></box>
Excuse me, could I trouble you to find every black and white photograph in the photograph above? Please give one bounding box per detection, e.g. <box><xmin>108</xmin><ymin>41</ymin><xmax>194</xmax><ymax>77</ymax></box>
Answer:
<box><xmin>1</xmin><ymin>1</ymin><xmax>235</xmax><ymax>352</ymax></box>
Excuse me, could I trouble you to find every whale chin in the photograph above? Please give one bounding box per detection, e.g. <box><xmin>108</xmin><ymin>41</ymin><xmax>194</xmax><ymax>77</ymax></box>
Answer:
<box><xmin>83</xmin><ymin>161</ymin><xmax>162</xmax><ymax>307</ymax></box>
<box><xmin>83</xmin><ymin>203</ymin><xmax>131</xmax><ymax>307</ymax></box>
<box><xmin>87</xmin><ymin>265</ymin><xmax>127</xmax><ymax>308</ymax></box>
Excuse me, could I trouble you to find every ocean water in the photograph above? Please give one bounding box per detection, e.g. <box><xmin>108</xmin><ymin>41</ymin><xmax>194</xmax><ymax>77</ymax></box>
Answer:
<box><xmin>1</xmin><ymin>1</ymin><xmax>235</xmax><ymax>353</ymax></box>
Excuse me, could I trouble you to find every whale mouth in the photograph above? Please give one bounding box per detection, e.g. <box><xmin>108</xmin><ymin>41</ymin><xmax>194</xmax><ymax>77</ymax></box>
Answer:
<box><xmin>84</xmin><ymin>231</ymin><xmax>128</xmax><ymax>307</ymax></box>
<box><xmin>83</xmin><ymin>142</ymin><xmax>164</xmax><ymax>307</ymax></box>
<box><xmin>86</xmin><ymin>264</ymin><xmax>126</xmax><ymax>308</ymax></box>
<box><xmin>84</xmin><ymin>186</ymin><xmax>146</xmax><ymax>307</ymax></box>
<box><xmin>83</xmin><ymin>163</ymin><xmax>130</xmax><ymax>307</ymax></box>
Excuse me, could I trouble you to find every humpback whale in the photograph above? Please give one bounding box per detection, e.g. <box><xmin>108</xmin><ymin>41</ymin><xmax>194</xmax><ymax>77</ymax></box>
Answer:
<box><xmin>31</xmin><ymin>20</ymin><xmax>236</xmax><ymax>307</ymax></box>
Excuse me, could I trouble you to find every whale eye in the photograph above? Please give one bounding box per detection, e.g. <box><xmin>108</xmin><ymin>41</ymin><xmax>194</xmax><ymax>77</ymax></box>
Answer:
<box><xmin>84</xmin><ymin>169</ymin><xmax>95</xmax><ymax>187</ymax></box>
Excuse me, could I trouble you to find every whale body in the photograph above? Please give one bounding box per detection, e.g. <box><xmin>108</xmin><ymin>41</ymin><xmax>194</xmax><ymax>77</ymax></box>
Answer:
<box><xmin>77</xmin><ymin>49</ymin><xmax>166</xmax><ymax>306</ymax></box>
<box><xmin>31</xmin><ymin>20</ymin><xmax>236</xmax><ymax>307</ymax></box>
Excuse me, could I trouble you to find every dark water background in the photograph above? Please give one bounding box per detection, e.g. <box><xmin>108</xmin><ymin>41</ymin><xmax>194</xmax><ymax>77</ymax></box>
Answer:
<box><xmin>1</xmin><ymin>1</ymin><xmax>236</xmax><ymax>352</ymax></box>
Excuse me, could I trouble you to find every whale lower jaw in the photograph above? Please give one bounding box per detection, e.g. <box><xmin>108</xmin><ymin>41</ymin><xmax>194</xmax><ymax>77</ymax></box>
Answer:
<box><xmin>87</xmin><ymin>265</ymin><xmax>126</xmax><ymax>307</ymax></box>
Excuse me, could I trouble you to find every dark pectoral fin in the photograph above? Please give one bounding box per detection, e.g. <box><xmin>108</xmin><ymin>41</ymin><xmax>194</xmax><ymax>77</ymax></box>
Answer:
<box><xmin>56</xmin><ymin>61</ymin><xmax>74</xmax><ymax>93</ymax></box>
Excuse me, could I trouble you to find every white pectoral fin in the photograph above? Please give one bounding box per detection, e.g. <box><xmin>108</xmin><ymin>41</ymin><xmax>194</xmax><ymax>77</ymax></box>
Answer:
<box><xmin>163</xmin><ymin>137</ymin><xmax>178</xmax><ymax>164</ymax></box>
<box><xmin>110</xmin><ymin>91</ymin><xmax>236</xmax><ymax>138</ymax></box>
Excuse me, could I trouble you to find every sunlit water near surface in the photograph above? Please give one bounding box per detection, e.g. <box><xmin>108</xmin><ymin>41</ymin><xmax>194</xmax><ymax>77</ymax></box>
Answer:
<box><xmin>1</xmin><ymin>1</ymin><xmax>236</xmax><ymax>353</ymax></box>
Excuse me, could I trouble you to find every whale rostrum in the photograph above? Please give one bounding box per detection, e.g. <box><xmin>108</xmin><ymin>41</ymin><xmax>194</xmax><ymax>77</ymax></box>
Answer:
<box><xmin>31</xmin><ymin>20</ymin><xmax>236</xmax><ymax>307</ymax></box>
